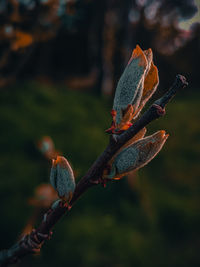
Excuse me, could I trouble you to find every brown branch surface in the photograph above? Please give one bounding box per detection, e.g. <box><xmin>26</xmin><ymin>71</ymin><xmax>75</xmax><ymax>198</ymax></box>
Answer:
<box><xmin>0</xmin><ymin>74</ymin><xmax>188</xmax><ymax>266</ymax></box>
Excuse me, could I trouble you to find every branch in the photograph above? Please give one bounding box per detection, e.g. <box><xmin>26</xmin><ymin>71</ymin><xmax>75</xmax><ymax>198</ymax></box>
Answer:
<box><xmin>0</xmin><ymin>75</ymin><xmax>188</xmax><ymax>266</ymax></box>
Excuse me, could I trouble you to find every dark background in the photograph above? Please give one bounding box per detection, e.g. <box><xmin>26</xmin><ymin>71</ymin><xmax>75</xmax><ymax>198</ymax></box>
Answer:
<box><xmin>0</xmin><ymin>0</ymin><xmax>200</xmax><ymax>266</ymax></box>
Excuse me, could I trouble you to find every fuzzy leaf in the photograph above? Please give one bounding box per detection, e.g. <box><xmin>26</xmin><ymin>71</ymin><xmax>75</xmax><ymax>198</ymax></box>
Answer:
<box><xmin>107</xmin><ymin>130</ymin><xmax>168</xmax><ymax>179</ymax></box>
<box><xmin>50</xmin><ymin>156</ymin><xmax>76</xmax><ymax>202</ymax></box>
<box><xmin>113</xmin><ymin>45</ymin><xmax>148</xmax><ymax>126</ymax></box>
<box><xmin>110</xmin><ymin>45</ymin><xmax>159</xmax><ymax>133</ymax></box>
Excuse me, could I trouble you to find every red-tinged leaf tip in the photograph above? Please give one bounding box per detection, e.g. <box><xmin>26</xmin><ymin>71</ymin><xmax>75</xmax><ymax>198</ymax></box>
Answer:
<box><xmin>111</xmin><ymin>109</ymin><xmax>117</xmax><ymax>116</ymax></box>
<box><xmin>128</xmin><ymin>44</ymin><xmax>147</xmax><ymax>67</ymax></box>
<box><xmin>52</xmin><ymin>156</ymin><xmax>70</xmax><ymax>169</ymax></box>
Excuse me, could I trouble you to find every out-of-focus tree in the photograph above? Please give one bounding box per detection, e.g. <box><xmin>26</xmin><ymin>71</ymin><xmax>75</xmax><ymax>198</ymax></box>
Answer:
<box><xmin>0</xmin><ymin>0</ymin><xmax>92</xmax><ymax>86</ymax></box>
<box><xmin>101</xmin><ymin>0</ymin><xmax>199</xmax><ymax>94</ymax></box>
<box><xmin>0</xmin><ymin>0</ymin><xmax>199</xmax><ymax>91</ymax></box>
<box><xmin>122</xmin><ymin>0</ymin><xmax>199</xmax><ymax>90</ymax></box>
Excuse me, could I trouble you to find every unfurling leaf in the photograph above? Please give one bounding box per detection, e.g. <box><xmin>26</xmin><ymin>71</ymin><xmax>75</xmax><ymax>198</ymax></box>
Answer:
<box><xmin>107</xmin><ymin>45</ymin><xmax>159</xmax><ymax>133</ymax></box>
<box><xmin>50</xmin><ymin>156</ymin><xmax>76</xmax><ymax>202</ymax></box>
<box><xmin>113</xmin><ymin>45</ymin><xmax>147</xmax><ymax>126</ymax></box>
<box><xmin>106</xmin><ymin>130</ymin><xmax>168</xmax><ymax>180</ymax></box>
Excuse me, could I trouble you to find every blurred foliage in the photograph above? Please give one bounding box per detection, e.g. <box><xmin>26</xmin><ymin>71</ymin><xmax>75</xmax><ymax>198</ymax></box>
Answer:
<box><xmin>0</xmin><ymin>0</ymin><xmax>93</xmax><ymax>86</ymax></box>
<box><xmin>0</xmin><ymin>82</ymin><xmax>199</xmax><ymax>266</ymax></box>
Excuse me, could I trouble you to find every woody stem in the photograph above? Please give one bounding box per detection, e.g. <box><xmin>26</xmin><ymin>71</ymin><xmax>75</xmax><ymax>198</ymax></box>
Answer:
<box><xmin>0</xmin><ymin>74</ymin><xmax>188</xmax><ymax>266</ymax></box>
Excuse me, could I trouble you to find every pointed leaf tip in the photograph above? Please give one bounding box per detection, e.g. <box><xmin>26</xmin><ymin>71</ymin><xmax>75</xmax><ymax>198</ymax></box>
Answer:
<box><xmin>111</xmin><ymin>45</ymin><xmax>159</xmax><ymax>132</ymax></box>
<box><xmin>128</xmin><ymin>44</ymin><xmax>148</xmax><ymax>67</ymax></box>
<box><xmin>107</xmin><ymin>130</ymin><xmax>168</xmax><ymax>179</ymax></box>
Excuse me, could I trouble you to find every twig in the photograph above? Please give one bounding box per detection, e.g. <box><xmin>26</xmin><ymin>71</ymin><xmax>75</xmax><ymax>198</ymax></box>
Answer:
<box><xmin>0</xmin><ymin>75</ymin><xmax>188</xmax><ymax>266</ymax></box>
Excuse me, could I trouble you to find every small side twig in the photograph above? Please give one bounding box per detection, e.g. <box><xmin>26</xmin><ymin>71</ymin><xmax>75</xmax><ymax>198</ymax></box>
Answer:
<box><xmin>0</xmin><ymin>74</ymin><xmax>188</xmax><ymax>266</ymax></box>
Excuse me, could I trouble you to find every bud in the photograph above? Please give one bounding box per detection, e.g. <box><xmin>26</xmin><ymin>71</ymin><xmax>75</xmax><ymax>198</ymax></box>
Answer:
<box><xmin>50</xmin><ymin>156</ymin><xmax>76</xmax><ymax>202</ymax></box>
<box><xmin>113</xmin><ymin>45</ymin><xmax>147</xmax><ymax>127</ymax></box>
<box><xmin>107</xmin><ymin>131</ymin><xmax>168</xmax><ymax>180</ymax></box>
<box><xmin>136</xmin><ymin>54</ymin><xmax>159</xmax><ymax>119</ymax></box>
<box><xmin>107</xmin><ymin>45</ymin><xmax>159</xmax><ymax>133</ymax></box>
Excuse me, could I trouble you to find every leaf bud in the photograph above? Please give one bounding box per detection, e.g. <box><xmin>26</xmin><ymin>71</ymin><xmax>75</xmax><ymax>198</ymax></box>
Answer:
<box><xmin>50</xmin><ymin>156</ymin><xmax>76</xmax><ymax>203</ymax></box>
<box><xmin>107</xmin><ymin>130</ymin><xmax>169</xmax><ymax>179</ymax></box>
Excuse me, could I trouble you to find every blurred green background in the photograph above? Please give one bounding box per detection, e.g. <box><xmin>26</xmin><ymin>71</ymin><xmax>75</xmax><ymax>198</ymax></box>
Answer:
<box><xmin>0</xmin><ymin>0</ymin><xmax>200</xmax><ymax>266</ymax></box>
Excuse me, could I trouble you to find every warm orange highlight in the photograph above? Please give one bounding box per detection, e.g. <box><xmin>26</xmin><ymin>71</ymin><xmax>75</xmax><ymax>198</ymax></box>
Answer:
<box><xmin>128</xmin><ymin>45</ymin><xmax>147</xmax><ymax>67</ymax></box>
<box><xmin>112</xmin><ymin>170</ymin><xmax>133</xmax><ymax>180</ymax></box>
<box><xmin>52</xmin><ymin>156</ymin><xmax>67</xmax><ymax>168</ymax></box>
<box><xmin>158</xmin><ymin>130</ymin><xmax>169</xmax><ymax>139</ymax></box>
<box><xmin>143</xmin><ymin>62</ymin><xmax>158</xmax><ymax>98</ymax></box>
<box><xmin>122</xmin><ymin>127</ymin><xmax>146</xmax><ymax>149</ymax></box>
<box><xmin>113</xmin><ymin>177</ymin><xmax>122</xmax><ymax>180</ymax></box>
<box><xmin>118</xmin><ymin>104</ymin><xmax>133</xmax><ymax>129</ymax></box>
<box><xmin>121</xmin><ymin>123</ymin><xmax>132</xmax><ymax>130</ymax></box>
<box><xmin>144</xmin><ymin>48</ymin><xmax>152</xmax><ymax>65</ymax></box>
<box><xmin>159</xmin><ymin>130</ymin><xmax>166</xmax><ymax>137</ymax></box>
<box><xmin>12</xmin><ymin>31</ymin><xmax>33</xmax><ymax>50</ymax></box>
